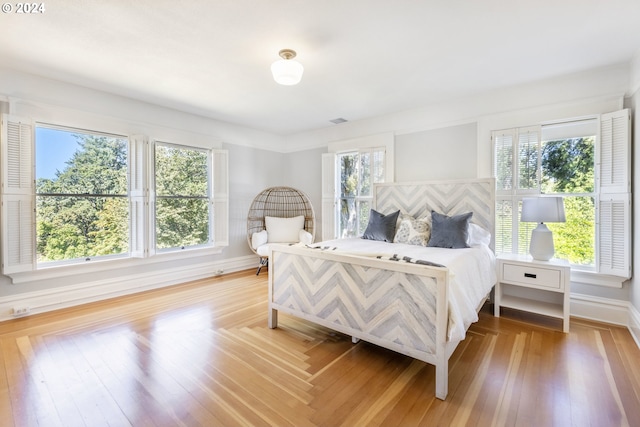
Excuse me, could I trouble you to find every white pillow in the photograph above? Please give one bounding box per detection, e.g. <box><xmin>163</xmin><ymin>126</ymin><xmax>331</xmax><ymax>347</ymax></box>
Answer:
<box><xmin>265</xmin><ymin>216</ymin><xmax>305</xmax><ymax>243</ymax></box>
<box><xmin>251</xmin><ymin>230</ymin><xmax>268</xmax><ymax>250</ymax></box>
<box><xmin>467</xmin><ymin>223</ymin><xmax>491</xmax><ymax>247</ymax></box>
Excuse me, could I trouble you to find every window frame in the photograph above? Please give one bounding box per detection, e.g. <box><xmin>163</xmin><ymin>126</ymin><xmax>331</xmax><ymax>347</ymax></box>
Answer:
<box><xmin>152</xmin><ymin>140</ymin><xmax>213</xmax><ymax>253</ymax></box>
<box><xmin>322</xmin><ymin>132</ymin><xmax>394</xmax><ymax>241</ymax></box>
<box><xmin>0</xmin><ymin>113</ymin><xmax>229</xmax><ymax>281</ymax></box>
<box><xmin>492</xmin><ymin>110</ymin><xmax>631</xmax><ymax>282</ymax></box>
<box><xmin>34</xmin><ymin>123</ymin><xmax>131</xmax><ymax>266</ymax></box>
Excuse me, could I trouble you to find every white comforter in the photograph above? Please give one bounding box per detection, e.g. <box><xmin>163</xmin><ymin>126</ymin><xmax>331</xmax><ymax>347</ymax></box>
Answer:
<box><xmin>309</xmin><ymin>238</ymin><xmax>497</xmax><ymax>342</ymax></box>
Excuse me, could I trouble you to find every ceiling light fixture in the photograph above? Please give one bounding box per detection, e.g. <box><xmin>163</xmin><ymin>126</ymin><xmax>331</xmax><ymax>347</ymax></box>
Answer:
<box><xmin>271</xmin><ymin>49</ymin><xmax>304</xmax><ymax>85</ymax></box>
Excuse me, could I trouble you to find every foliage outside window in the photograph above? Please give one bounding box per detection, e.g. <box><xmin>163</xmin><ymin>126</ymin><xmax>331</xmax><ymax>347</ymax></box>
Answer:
<box><xmin>35</xmin><ymin>126</ymin><xmax>128</xmax><ymax>263</ymax></box>
<box><xmin>154</xmin><ymin>143</ymin><xmax>210</xmax><ymax>250</ymax></box>
<box><xmin>495</xmin><ymin>122</ymin><xmax>596</xmax><ymax>268</ymax></box>
<box><xmin>337</xmin><ymin>149</ymin><xmax>385</xmax><ymax>238</ymax></box>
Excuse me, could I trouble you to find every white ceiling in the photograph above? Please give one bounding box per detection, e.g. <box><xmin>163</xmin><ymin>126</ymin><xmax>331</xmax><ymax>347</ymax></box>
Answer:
<box><xmin>2</xmin><ymin>0</ymin><xmax>640</xmax><ymax>135</ymax></box>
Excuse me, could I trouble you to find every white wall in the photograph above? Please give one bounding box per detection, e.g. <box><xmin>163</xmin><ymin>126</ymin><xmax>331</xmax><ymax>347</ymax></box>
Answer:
<box><xmin>395</xmin><ymin>122</ymin><xmax>477</xmax><ymax>181</ymax></box>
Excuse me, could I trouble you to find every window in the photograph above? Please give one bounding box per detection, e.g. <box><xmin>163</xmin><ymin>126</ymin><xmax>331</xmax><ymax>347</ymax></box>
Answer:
<box><xmin>0</xmin><ymin>114</ymin><xmax>229</xmax><ymax>277</ymax></box>
<box><xmin>494</xmin><ymin>110</ymin><xmax>630</xmax><ymax>279</ymax></box>
<box><xmin>35</xmin><ymin>125</ymin><xmax>129</xmax><ymax>264</ymax></box>
<box><xmin>336</xmin><ymin>149</ymin><xmax>385</xmax><ymax>238</ymax></box>
<box><xmin>321</xmin><ymin>133</ymin><xmax>394</xmax><ymax>241</ymax></box>
<box><xmin>154</xmin><ymin>142</ymin><xmax>210</xmax><ymax>251</ymax></box>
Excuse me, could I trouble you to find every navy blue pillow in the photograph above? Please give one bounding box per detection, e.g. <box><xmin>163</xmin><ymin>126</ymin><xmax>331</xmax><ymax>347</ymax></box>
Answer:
<box><xmin>427</xmin><ymin>211</ymin><xmax>473</xmax><ymax>249</ymax></box>
<box><xmin>362</xmin><ymin>209</ymin><xmax>400</xmax><ymax>242</ymax></box>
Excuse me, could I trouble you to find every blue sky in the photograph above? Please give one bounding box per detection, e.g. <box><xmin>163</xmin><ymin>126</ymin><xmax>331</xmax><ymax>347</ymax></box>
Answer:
<box><xmin>35</xmin><ymin>127</ymin><xmax>83</xmax><ymax>180</ymax></box>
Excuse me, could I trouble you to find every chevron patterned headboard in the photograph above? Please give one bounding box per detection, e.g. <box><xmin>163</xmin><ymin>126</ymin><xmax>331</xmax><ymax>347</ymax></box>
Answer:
<box><xmin>374</xmin><ymin>178</ymin><xmax>495</xmax><ymax>249</ymax></box>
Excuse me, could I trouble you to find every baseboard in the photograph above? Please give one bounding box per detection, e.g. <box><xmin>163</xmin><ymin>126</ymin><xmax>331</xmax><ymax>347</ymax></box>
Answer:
<box><xmin>0</xmin><ymin>254</ymin><xmax>256</xmax><ymax>322</ymax></box>
<box><xmin>570</xmin><ymin>292</ymin><xmax>629</xmax><ymax>326</ymax></box>
<box><xmin>629</xmin><ymin>304</ymin><xmax>640</xmax><ymax>349</ymax></box>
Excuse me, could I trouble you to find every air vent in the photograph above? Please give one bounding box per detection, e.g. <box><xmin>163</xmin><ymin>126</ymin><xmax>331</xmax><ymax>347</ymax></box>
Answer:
<box><xmin>329</xmin><ymin>118</ymin><xmax>348</xmax><ymax>124</ymax></box>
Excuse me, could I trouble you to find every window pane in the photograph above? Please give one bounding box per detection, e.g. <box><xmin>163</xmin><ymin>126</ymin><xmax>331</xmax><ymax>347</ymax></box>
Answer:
<box><xmin>339</xmin><ymin>153</ymin><xmax>358</xmax><ymax>197</ymax></box>
<box><xmin>495</xmin><ymin>199</ymin><xmax>513</xmax><ymax>254</ymax></box>
<box><xmin>339</xmin><ymin>198</ymin><xmax>356</xmax><ymax>238</ymax></box>
<box><xmin>518</xmin><ymin>200</ymin><xmax>536</xmax><ymax>256</ymax></box>
<box><xmin>155</xmin><ymin>145</ymin><xmax>208</xmax><ymax>197</ymax></box>
<box><xmin>550</xmin><ymin>196</ymin><xmax>595</xmax><ymax>266</ymax></box>
<box><xmin>357</xmin><ymin>200</ymin><xmax>370</xmax><ymax>235</ymax></box>
<box><xmin>518</xmin><ymin>130</ymin><xmax>538</xmax><ymax>190</ymax></box>
<box><xmin>36</xmin><ymin>196</ymin><xmax>128</xmax><ymax>262</ymax></box>
<box><xmin>156</xmin><ymin>198</ymin><xmax>209</xmax><ymax>249</ymax></box>
<box><xmin>35</xmin><ymin>126</ymin><xmax>128</xmax><ymax>263</ymax></box>
<box><xmin>495</xmin><ymin>134</ymin><xmax>513</xmax><ymax>191</ymax></box>
<box><xmin>541</xmin><ymin>137</ymin><xmax>595</xmax><ymax>194</ymax></box>
<box><xmin>359</xmin><ymin>152</ymin><xmax>371</xmax><ymax>196</ymax></box>
<box><xmin>372</xmin><ymin>149</ymin><xmax>385</xmax><ymax>183</ymax></box>
<box><xmin>154</xmin><ymin>144</ymin><xmax>210</xmax><ymax>250</ymax></box>
<box><xmin>35</xmin><ymin>128</ymin><xmax>127</xmax><ymax>195</ymax></box>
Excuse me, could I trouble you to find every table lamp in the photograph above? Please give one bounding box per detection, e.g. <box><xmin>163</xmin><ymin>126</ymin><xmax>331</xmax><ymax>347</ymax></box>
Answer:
<box><xmin>521</xmin><ymin>196</ymin><xmax>566</xmax><ymax>261</ymax></box>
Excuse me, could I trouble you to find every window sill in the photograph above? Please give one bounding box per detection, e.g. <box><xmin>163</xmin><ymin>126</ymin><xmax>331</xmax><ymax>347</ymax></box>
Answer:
<box><xmin>570</xmin><ymin>269</ymin><xmax>629</xmax><ymax>289</ymax></box>
<box><xmin>7</xmin><ymin>246</ymin><xmax>226</xmax><ymax>284</ymax></box>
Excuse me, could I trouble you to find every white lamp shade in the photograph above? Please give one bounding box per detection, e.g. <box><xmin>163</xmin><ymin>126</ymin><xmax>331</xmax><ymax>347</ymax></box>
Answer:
<box><xmin>271</xmin><ymin>59</ymin><xmax>304</xmax><ymax>85</ymax></box>
<box><xmin>521</xmin><ymin>197</ymin><xmax>566</xmax><ymax>223</ymax></box>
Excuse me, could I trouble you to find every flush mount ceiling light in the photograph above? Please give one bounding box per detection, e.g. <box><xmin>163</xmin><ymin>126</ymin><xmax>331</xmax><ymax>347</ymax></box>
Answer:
<box><xmin>271</xmin><ymin>49</ymin><xmax>304</xmax><ymax>85</ymax></box>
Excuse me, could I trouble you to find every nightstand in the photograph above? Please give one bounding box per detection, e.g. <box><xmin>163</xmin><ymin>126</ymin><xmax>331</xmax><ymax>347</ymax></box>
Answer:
<box><xmin>494</xmin><ymin>253</ymin><xmax>570</xmax><ymax>332</ymax></box>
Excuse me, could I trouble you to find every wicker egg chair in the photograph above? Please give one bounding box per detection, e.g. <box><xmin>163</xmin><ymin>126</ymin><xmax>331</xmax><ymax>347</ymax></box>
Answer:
<box><xmin>247</xmin><ymin>186</ymin><xmax>316</xmax><ymax>275</ymax></box>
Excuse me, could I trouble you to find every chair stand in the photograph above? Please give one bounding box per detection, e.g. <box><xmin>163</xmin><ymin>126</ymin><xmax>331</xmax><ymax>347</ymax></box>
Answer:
<box><xmin>256</xmin><ymin>257</ymin><xmax>268</xmax><ymax>275</ymax></box>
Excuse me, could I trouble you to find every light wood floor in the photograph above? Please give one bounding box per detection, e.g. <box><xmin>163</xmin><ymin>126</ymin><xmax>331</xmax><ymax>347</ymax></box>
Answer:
<box><xmin>1</xmin><ymin>270</ymin><xmax>639</xmax><ymax>427</ymax></box>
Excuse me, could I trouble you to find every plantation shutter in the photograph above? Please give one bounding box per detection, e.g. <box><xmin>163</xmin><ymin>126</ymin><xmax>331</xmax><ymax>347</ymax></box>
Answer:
<box><xmin>321</xmin><ymin>153</ymin><xmax>336</xmax><ymax>241</ymax></box>
<box><xmin>516</xmin><ymin>126</ymin><xmax>540</xmax><ymax>192</ymax></box>
<box><xmin>493</xmin><ymin>129</ymin><xmax>515</xmax><ymax>193</ymax></box>
<box><xmin>597</xmin><ymin>109</ymin><xmax>631</xmax><ymax>278</ymax></box>
<box><xmin>1</xmin><ymin>114</ymin><xmax>36</xmax><ymax>274</ymax></box>
<box><xmin>129</xmin><ymin>135</ymin><xmax>148</xmax><ymax>258</ymax></box>
<box><xmin>212</xmin><ymin>149</ymin><xmax>229</xmax><ymax>247</ymax></box>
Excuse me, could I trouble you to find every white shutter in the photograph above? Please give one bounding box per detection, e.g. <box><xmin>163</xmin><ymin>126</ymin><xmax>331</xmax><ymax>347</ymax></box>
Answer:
<box><xmin>212</xmin><ymin>149</ymin><xmax>229</xmax><ymax>247</ymax></box>
<box><xmin>2</xmin><ymin>114</ymin><xmax>33</xmax><ymax>195</ymax></box>
<box><xmin>2</xmin><ymin>195</ymin><xmax>35</xmax><ymax>274</ymax></box>
<box><xmin>321</xmin><ymin>153</ymin><xmax>336</xmax><ymax>241</ymax></box>
<box><xmin>1</xmin><ymin>114</ymin><xmax>36</xmax><ymax>274</ymax></box>
<box><xmin>597</xmin><ymin>194</ymin><xmax>630</xmax><ymax>278</ymax></box>
<box><xmin>493</xmin><ymin>129</ymin><xmax>515</xmax><ymax>193</ymax></box>
<box><xmin>596</xmin><ymin>109</ymin><xmax>631</xmax><ymax>278</ymax></box>
<box><xmin>129</xmin><ymin>135</ymin><xmax>148</xmax><ymax>258</ymax></box>
<box><xmin>599</xmin><ymin>109</ymin><xmax>630</xmax><ymax>194</ymax></box>
<box><xmin>516</xmin><ymin>126</ymin><xmax>540</xmax><ymax>192</ymax></box>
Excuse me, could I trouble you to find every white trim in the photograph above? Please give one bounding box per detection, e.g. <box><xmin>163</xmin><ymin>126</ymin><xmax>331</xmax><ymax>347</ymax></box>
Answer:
<box><xmin>8</xmin><ymin>245</ymin><xmax>227</xmax><ymax>284</ymax></box>
<box><xmin>629</xmin><ymin>304</ymin><xmax>640</xmax><ymax>349</ymax></box>
<box><xmin>0</xmin><ymin>254</ymin><xmax>256</xmax><ymax>322</ymax></box>
<box><xmin>569</xmin><ymin>292</ymin><xmax>629</xmax><ymax>326</ymax></box>
<box><xmin>570</xmin><ymin>270</ymin><xmax>627</xmax><ymax>289</ymax></box>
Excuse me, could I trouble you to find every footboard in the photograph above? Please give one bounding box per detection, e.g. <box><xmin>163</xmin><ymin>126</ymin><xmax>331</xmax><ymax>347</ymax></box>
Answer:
<box><xmin>268</xmin><ymin>244</ymin><xmax>452</xmax><ymax>400</ymax></box>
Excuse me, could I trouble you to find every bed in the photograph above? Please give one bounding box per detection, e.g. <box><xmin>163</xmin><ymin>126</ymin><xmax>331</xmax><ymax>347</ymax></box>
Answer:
<box><xmin>267</xmin><ymin>178</ymin><xmax>496</xmax><ymax>400</ymax></box>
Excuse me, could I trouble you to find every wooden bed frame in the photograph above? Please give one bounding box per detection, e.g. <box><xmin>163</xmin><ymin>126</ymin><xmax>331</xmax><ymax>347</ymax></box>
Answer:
<box><xmin>268</xmin><ymin>178</ymin><xmax>495</xmax><ymax>400</ymax></box>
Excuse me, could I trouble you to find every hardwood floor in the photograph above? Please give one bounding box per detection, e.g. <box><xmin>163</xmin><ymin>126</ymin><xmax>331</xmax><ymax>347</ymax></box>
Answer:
<box><xmin>1</xmin><ymin>269</ymin><xmax>639</xmax><ymax>426</ymax></box>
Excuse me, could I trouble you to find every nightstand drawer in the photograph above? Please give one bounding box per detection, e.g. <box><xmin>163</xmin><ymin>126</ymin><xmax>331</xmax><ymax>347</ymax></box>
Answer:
<box><xmin>502</xmin><ymin>264</ymin><xmax>562</xmax><ymax>290</ymax></box>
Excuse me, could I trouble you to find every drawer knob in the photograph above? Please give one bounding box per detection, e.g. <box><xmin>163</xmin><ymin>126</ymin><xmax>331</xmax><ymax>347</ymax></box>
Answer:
<box><xmin>524</xmin><ymin>273</ymin><xmax>537</xmax><ymax>279</ymax></box>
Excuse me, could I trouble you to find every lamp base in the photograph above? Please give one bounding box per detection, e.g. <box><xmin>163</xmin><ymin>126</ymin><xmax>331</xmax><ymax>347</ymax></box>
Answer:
<box><xmin>529</xmin><ymin>223</ymin><xmax>555</xmax><ymax>261</ymax></box>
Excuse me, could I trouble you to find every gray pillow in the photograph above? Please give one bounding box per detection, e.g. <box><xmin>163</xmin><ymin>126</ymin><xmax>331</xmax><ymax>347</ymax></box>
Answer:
<box><xmin>427</xmin><ymin>211</ymin><xmax>473</xmax><ymax>249</ymax></box>
<box><xmin>362</xmin><ymin>209</ymin><xmax>400</xmax><ymax>242</ymax></box>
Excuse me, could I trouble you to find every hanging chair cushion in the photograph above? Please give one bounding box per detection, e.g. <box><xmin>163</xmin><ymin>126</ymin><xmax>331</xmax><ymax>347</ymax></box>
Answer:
<box><xmin>265</xmin><ymin>216</ymin><xmax>305</xmax><ymax>243</ymax></box>
<box><xmin>251</xmin><ymin>230</ymin><xmax>269</xmax><ymax>250</ymax></box>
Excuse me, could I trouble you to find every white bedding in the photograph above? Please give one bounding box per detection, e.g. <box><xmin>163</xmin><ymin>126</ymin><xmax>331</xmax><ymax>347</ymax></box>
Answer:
<box><xmin>308</xmin><ymin>238</ymin><xmax>497</xmax><ymax>342</ymax></box>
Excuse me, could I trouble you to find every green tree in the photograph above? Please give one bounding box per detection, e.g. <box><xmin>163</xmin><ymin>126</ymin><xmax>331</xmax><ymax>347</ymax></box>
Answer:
<box><xmin>36</xmin><ymin>134</ymin><xmax>128</xmax><ymax>262</ymax></box>
<box><xmin>154</xmin><ymin>145</ymin><xmax>209</xmax><ymax>249</ymax></box>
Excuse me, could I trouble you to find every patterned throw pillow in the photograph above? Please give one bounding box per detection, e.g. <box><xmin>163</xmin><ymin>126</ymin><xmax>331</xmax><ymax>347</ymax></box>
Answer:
<box><xmin>394</xmin><ymin>214</ymin><xmax>431</xmax><ymax>246</ymax></box>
